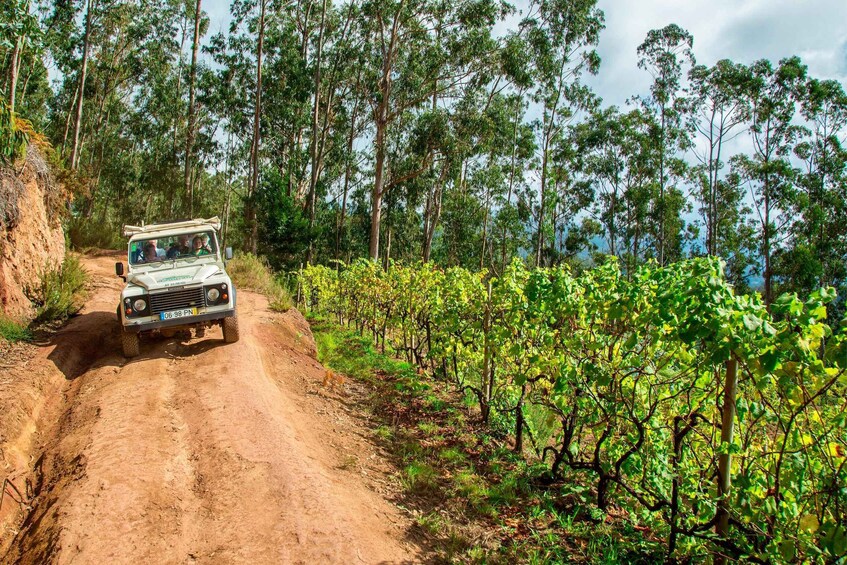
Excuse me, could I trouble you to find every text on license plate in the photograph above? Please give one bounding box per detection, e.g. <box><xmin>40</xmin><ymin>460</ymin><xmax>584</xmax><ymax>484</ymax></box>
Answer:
<box><xmin>160</xmin><ymin>308</ymin><xmax>198</xmax><ymax>321</ymax></box>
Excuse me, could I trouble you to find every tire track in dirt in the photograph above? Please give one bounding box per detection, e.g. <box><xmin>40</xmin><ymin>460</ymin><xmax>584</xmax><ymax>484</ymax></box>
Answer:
<box><xmin>2</xmin><ymin>252</ymin><xmax>421</xmax><ymax>564</ymax></box>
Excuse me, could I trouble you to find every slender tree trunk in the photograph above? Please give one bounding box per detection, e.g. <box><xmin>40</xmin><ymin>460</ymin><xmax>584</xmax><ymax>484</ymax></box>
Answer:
<box><xmin>183</xmin><ymin>0</ymin><xmax>203</xmax><ymax>218</ymax></box>
<box><xmin>501</xmin><ymin>90</ymin><xmax>523</xmax><ymax>271</ymax></box>
<box><xmin>336</xmin><ymin>75</ymin><xmax>360</xmax><ymax>259</ymax></box>
<box><xmin>69</xmin><ymin>0</ymin><xmax>94</xmax><ymax>171</ymax></box>
<box><xmin>658</xmin><ymin>104</ymin><xmax>666</xmax><ymax>265</ymax></box>
<box><xmin>535</xmin><ymin>136</ymin><xmax>549</xmax><ymax>267</ymax></box>
<box><xmin>369</xmin><ymin>3</ymin><xmax>403</xmax><ymax>260</ymax></box>
<box><xmin>172</xmin><ymin>15</ymin><xmax>188</xmax><ymax>158</ymax></box>
<box><xmin>370</xmin><ymin>105</ymin><xmax>388</xmax><ymax>260</ymax></box>
<box><xmin>7</xmin><ymin>36</ymin><xmax>22</xmax><ymax>114</ymax></box>
<box><xmin>422</xmin><ymin>164</ymin><xmax>447</xmax><ymax>263</ymax></box>
<box><xmin>306</xmin><ymin>0</ymin><xmax>328</xmax><ymax>264</ymax></box>
<box><xmin>60</xmin><ymin>86</ymin><xmax>78</xmax><ymax>157</ymax></box>
<box><xmin>247</xmin><ymin>0</ymin><xmax>267</xmax><ymax>254</ymax></box>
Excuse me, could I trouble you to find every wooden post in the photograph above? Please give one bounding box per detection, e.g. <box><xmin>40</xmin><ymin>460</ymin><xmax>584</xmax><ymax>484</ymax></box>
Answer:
<box><xmin>481</xmin><ymin>280</ymin><xmax>492</xmax><ymax>423</ymax></box>
<box><xmin>715</xmin><ymin>357</ymin><xmax>739</xmax><ymax>564</ymax></box>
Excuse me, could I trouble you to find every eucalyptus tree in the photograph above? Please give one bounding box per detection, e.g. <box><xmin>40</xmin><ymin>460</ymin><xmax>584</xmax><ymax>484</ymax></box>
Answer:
<box><xmin>783</xmin><ymin>77</ymin><xmax>847</xmax><ymax>298</ymax></box>
<box><xmin>687</xmin><ymin>60</ymin><xmax>752</xmax><ymax>256</ymax></box>
<box><xmin>520</xmin><ymin>0</ymin><xmax>604</xmax><ymax>267</ymax></box>
<box><xmin>574</xmin><ymin>106</ymin><xmax>647</xmax><ymax>260</ymax></box>
<box><xmin>636</xmin><ymin>24</ymin><xmax>694</xmax><ymax>265</ymax></box>
<box><xmin>356</xmin><ymin>0</ymin><xmax>505</xmax><ymax>260</ymax></box>
<box><xmin>183</xmin><ymin>0</ymin><xmax>209</xmax><ymax>217</ymax></box>
<box><xmin>1</xmin><ymin>0</ymin><xmax>42</xmax><ymax>116</ymax></box>
<box><xmin>733</xmin><ymin>57</ymin><xmax>807</xmax><ymax>305</ymax></box>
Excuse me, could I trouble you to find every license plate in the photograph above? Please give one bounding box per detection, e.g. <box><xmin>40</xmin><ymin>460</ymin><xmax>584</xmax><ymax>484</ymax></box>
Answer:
<box><xmin>160</xmin><ymin>308</ymin><xmax>197</xmax><ymax>321</ymax></box>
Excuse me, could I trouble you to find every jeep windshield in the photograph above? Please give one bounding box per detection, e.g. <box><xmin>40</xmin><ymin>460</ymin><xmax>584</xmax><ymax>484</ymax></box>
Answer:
<box><xmin>129</xmin><ymin>230</ymin><xmax>218</xmax><ymax>266</ymax></box>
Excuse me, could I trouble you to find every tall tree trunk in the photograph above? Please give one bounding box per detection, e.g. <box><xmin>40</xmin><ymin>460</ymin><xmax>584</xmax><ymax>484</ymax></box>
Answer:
<box><xmin>7</xmin><ymin>36</ymin><xmax>22</xmax><ymax>113</ymax></box>
<box><xmin>535</xmin><ymin>131</ymin><xmax>550</xmax><ymax>267</ymax></box>
<box><xmin>69</xmin><ymin>0</ymin><xmax>94</xmax><ymax>171</ymax></box>
<box><xmin>306</xmin><ymin>0</ymin><xmax>328</xmax><ymax>265</ymax></box>
<box><xmin>60</xmin><ymin>86</ymin><xmax>78</xmax><ymax>157</ymax></box>
<box><xmin>172</xmin><ymin>13</ymin><xmax>188</xmax><ymax>159</ymax></box>
<box><xmin>422</xmin><ymin>163</ymin><xmax>447</xmax><ymax>263</ymax></box>
<box><xmin>183</xmin><ymin>0</ymin><xmax>202</xmax><ymax>218</ymax></box>
<box><xmin>370</xmin><ymin>104</ymin><xmax>387</xmax><ymax>260</ymax></box>
<box><xmin>368</xmin><ymin>2</ymin><xmax>403</xmax><ymax>260</ymax></box>
<box><xmin>336</xmin><ymin>72</ymin><xmax>361</xmax><ymax>260</ymax></box>
<box><xmin>501</xmin><ymin>90</ymin><xmax>523</xmax><ymax>272</ymax></box>
<box><xmin>247</xmin><ymin>0</ymin><xmax>267</xmax><ymax>254</ymax></box>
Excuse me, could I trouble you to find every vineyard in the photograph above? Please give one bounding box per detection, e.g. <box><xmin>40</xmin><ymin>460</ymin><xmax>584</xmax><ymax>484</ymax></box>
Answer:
<box><xmin>300</xmin><ymin>258</ymin><xmax>847</xmax><ymax>562</ymax></box>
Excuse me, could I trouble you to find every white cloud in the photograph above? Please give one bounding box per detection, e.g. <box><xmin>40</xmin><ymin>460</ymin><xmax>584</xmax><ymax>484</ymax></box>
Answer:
<box><xmin>586</xmin><ymin>0</ymin><xmax>847</xmax><ymax>107</ymax></box>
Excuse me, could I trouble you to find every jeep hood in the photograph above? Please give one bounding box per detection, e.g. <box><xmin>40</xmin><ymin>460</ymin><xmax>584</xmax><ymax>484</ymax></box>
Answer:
<box><xmin>128</xmin><ymin>264</ymin><xmax>223</xmax><ymax>290</ymax></box>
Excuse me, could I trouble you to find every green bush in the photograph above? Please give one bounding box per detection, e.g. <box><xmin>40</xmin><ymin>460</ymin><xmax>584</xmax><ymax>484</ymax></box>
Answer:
<box><xmin>227</xmin><ymin>253</ymin><xmax>292</xmax><ymax>311</ymax></box>
<box><xmin>0</xmin><ymin>104</ymin><xmax>29</xmax><ymax>165</ymax></box>
<box><xmin>25</xmin><ymin>254</ymin><xmax>88</xmax><ymax>323</ymax></box>
<box><xmin>67</xmin><ymin>214</ymin><xmax>123</xmax><ymax>250</ymax></box>
<box><xmin>0</xmin><ymin>315</ymin><xmax>31</xmax><ymax>342</ymax></box>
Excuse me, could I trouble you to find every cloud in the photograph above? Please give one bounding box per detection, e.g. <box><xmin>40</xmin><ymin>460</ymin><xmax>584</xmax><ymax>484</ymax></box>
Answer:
<box><xmin>586</xmin><ymin>0</ymin><xmax>847</xmax><ymax>107</ymax></box>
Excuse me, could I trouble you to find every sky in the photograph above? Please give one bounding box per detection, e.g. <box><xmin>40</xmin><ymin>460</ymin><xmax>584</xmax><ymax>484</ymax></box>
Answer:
<box><xmin>203</xmin><ymin>0</ymin><xmax>847</xmax><ymax>107</ymax></box>
<box><xmin>585</xmin><ymin>0</ymin><xmax>847</xmax><ymax>107</ymax></box>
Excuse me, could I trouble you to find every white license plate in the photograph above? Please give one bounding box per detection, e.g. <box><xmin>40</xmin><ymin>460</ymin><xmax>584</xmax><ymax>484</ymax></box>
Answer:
<box><xmin>160</xmin><ymin>308</ymin><xmax>197</xmax><ymax>321</ymax></box>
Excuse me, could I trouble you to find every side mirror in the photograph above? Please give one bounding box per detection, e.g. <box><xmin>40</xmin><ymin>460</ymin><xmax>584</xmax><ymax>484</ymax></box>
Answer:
<box><xmin>225</xmin><ymin>247</ymin><xmax>233</xmax><ymax>260</ymax></box>
<box><xmin>115</xmin><ymin>262</ymin><xmax>124</xmax><ymax>276</ymax></box>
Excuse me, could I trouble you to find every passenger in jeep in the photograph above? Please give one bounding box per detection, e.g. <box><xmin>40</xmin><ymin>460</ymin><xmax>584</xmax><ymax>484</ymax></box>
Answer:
<box><xmin>192</xmin><ymin>235</ymin><xmax>211</xmax><ymax>256</ymax></box>
<box><xmin>142</xmin><ymin>242</ymin><xmax>162</xmax><ymax>262</ymax></box>
<box><xmin>167</xmin><ymin>235</ymin><xmax>191</xmax><ymax>258</ymax></box>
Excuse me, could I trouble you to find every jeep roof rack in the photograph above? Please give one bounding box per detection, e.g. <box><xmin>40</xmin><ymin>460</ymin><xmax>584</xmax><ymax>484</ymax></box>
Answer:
<box><xmin>123</xmin><ymin>217</ymin><xmax>221</xmax><ymax>237</ymax></box>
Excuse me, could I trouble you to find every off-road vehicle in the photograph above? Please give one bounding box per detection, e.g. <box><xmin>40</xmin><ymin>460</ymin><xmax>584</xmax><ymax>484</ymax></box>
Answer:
<box><xmin>115</xmin><ymin>217</ymin><xmax>238</xmax><ymax>357</ymax></box>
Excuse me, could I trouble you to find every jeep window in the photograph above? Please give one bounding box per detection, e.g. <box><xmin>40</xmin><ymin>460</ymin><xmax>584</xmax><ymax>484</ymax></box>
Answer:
<box><xmin>130</xmin><ymin>231</ymin><xmax>218</xmax><ymax>265</ymax></box>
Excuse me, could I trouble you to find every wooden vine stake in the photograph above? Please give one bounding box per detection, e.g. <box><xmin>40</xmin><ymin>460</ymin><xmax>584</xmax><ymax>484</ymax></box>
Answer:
<box><xmin>481</xmin><ymin>280</ymin><xmax>493</xmax><ymax>423</ymax></box>
<box><xmin>715</xmin><ymin>356</ymin><xmax>739</xmax><ymax>564</ymax></box>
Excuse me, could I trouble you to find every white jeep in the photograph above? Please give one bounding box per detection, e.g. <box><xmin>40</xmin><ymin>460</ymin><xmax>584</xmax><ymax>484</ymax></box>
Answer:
<box><xmin>115</xmin><ymin>217</ymin><xmax>239</xmax><ymax>357</ymax></box>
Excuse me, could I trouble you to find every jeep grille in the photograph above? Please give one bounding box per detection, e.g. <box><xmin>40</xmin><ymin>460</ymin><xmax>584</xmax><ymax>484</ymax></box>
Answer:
<box><xmin>149</xmin><ymin>287</ymin><xmax>206</xmax><ymax>314</ymax></box>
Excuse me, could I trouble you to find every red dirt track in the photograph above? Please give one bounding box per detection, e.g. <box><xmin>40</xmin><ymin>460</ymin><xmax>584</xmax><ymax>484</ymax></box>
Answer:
<box><xmin>0</xmin><ymin>252</ymin><xmax>420</xmax><ymax>564</ymax></box>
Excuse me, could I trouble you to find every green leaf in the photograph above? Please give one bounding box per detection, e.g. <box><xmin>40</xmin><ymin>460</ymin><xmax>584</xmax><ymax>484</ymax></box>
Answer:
<box><xmin>799</xmin><ymin>514</ymin><xmax>819</xmax><ymax>533</ymax></box>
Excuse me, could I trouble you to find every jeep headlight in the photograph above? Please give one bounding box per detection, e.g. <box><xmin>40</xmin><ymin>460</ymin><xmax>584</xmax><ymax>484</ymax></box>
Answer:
<box><xmin>133</xmin><ymin>298</ymin><xmax>147</xmax><ymax>312</ymax></box>
<box><xmin>207</xmin><ymin>288</ymin><xmax>220</xmax><ymax>302</ymax></box>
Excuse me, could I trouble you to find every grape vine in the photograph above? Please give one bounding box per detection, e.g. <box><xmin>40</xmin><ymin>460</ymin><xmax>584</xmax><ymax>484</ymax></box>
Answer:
<box><xmin>299</xmin><ymin>257</ymin><xmax>847</xmax><ymax>562</ymax></box>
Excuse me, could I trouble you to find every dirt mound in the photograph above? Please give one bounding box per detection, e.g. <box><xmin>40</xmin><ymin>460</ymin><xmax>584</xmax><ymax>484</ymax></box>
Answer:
<box><xmin>1</xmin><ymin>252</ymin><xmax>420</xmax><ymax>564</ymax></box>
<box><xmin>0</xmin><ymin>147</ymin><xmax>66</xmax><ymax>322</ymax></box>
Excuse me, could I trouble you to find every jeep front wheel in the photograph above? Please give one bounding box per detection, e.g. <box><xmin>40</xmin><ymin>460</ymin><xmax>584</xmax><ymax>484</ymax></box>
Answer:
<box><xmin>121</xmin><ymin>330</ymin><xmax>140</xmax><ymax>358</ymax></box>
<box><xmin>222</xmin><ymin>315</ymin><xmax>240</xmax><ymax>343</ymax></box>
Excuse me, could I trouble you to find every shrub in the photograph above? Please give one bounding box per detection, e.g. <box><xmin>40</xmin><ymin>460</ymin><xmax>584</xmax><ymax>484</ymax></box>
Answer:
<box><xmin>0</xmin><ymin>315</ymin><xmax>31</xmax><ymax>342</ymax></box>
<box><xmin>67</xmin><ymin>214</ymin><xmax>123</xmax><ymax>250</ymax></box>
<box><xmin>227</xmin><ymin>253</ymin><xmax>292</xmax><ymax>311</ymax></box>
<box><xmin>0</xmin><ymin>104</ymin><xmax>29</xmax><ymax>165</ymax></box>
<box><xmin>25</xmin><ymin>254</ymin><xmax>88</xmax><ymax>323</ymax></box>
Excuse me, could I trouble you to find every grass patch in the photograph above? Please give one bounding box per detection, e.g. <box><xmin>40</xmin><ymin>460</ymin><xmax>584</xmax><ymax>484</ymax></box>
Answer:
<box><xmin>0</xmin><ymin>315</ymin><xmax>31</xmax><ymax>342</ymax></box>
<box><xmin>227</xmin><ymin>253</ymin><xmax>292</xmax><ymax>311</ymax></box>
<box><xmin>401</xmin><ymin>462</ymin><xmax>439</xmax><ymax>494</ymax></box>
<box><xmin>25</xmin><ymin>253</ymin><xmax>88</xmax><ymax>323</ymax></box>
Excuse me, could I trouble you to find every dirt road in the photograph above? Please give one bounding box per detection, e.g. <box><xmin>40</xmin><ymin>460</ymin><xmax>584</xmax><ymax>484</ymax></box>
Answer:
<box><xmin>0</xmin><ymin>253</ymin><xmax>421</xmax><ymax>564</ymax></box>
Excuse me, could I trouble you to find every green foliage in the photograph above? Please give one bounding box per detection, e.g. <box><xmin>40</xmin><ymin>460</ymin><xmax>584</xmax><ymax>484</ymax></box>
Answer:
<box><xmin>0</xmin><ymin>315</ymin><xmax>31</xmax><ymax>342</ymax></box>
<box><xmin>226</xmin><ymin>253</ymin><xmax>292</xmax><ymax>311</ymax></box>
<box><xmin>301</xmin><ymin>257</ymin><xmax>847</xmax><ymax>563</ymax></box>
<box><xmin>256</xmin><ymin>170</ymin><xmax>317</xmax><ymax>271</ymax></box>
<box><xmin>0</xmin><ymin>104</ymin><xmax>29</xmax><ymax>164</ymax></box>
<box><xmin>24</xmin><ymin>253</ymin><xmax>88</xmax><ymax>323</ymax></box>
<box><xmin>67</xmin><ymin>214</ymin><xmax>124</xmax><ymax>250</ymax></box>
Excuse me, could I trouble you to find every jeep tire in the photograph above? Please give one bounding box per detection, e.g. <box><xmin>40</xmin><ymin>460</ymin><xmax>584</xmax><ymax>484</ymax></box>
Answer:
<box><xmin>121</xmin><ymin>330</ymin><xmax>140</xmax><ymax>358</ymax></box>
<box><xmin>222</xmin><ymin>314</ymin><xmax>240</xmax><ymax>343</ymax></box>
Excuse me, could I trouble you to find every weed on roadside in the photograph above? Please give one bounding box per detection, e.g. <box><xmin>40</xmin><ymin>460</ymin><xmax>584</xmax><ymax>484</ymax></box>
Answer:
<box><xmin>25</xmin><ymin>253</ymin><xmax>88</xmax><ymax>323</ymax></box>
<box><xmin>0</xmin><ymin>315</ymin><xmax>31</xmax><ymax>342</ymax></box>
<box><xmin>227</xmin><ymin>253</ymin><xmax>292</xmax><ymax>311</ymax></box>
